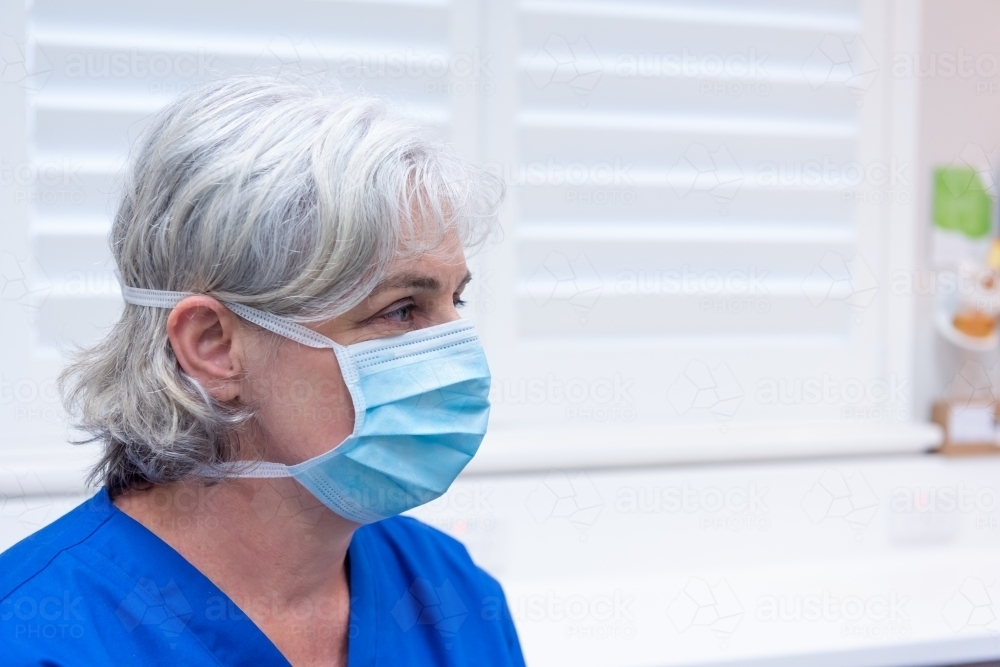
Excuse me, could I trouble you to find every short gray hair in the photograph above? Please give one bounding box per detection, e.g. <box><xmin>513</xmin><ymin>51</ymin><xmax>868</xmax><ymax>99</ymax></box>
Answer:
<box><xmin>59</xmin><ymin>77</ymin><xmax>503</xmax><ymax>496</ymax></box>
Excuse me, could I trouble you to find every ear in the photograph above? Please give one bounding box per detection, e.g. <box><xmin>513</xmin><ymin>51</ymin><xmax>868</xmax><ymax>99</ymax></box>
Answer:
<box><xmin>166</xmin><ymin>296</ymin><xmax>246</xmax><ymax>402</ymax></box>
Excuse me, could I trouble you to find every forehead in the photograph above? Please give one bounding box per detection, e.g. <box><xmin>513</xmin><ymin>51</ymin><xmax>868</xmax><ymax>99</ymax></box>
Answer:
<box><xmin>391</xmin><ymin>226</ymin><xmax>467</xmax><ymax>270</ymax></box>
<box><xmin>371</xmin><ymin>232</ymin><xmax>469</xmax><ymax>295</ymax></box>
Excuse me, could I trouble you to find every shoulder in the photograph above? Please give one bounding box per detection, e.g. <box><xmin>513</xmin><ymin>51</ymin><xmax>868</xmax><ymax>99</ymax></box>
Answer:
<box><xmin>355</xmin><ymin>515</ymin><xmax>510</xmax><ymax>607</ymax></box>
<box><xmin>353</xmin><ymin>516</ymin><xmax>525</xmax><ymax>666</ymax></box>
<box><xmin>358</xmin><ymin>515</ymin><xmax>501</xmax><ymax>587</ymax></box>
<box><xmin>363</xmin><ymin>515</ymin><xmax>474</xmax><ymax>561</ymax></box>
<box><xmin>0</xmin><ymin>490</ymin><xmax>115</xmax><ymax>600</ymax></box>
<box><xmin>0</xmin><ymin>491</ymin><xmax>128</xmax><ymax>665</ymax></box>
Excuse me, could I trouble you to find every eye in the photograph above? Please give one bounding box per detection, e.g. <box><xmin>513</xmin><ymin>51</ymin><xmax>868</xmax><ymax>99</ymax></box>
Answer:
<box><xmin>382</xmin><ymin>303</ymin><xmax>415</xmax><ymax>322</ymax></box>
<box><xmin>454</xmin><ymin>296</ymin><xmax>467</xmax><ymax>308</ymax></box>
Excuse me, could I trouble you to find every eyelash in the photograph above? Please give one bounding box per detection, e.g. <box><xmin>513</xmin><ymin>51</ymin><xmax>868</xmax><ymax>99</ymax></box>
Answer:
<box><xmin>382</xmin><ymin>303</ymin><xmax>415</xmax><ymax>322</ymax></box>
<box><xmin>380</xmin><ymin>295</ymin><xmax>466</xmax><ymax>323</ymax></box>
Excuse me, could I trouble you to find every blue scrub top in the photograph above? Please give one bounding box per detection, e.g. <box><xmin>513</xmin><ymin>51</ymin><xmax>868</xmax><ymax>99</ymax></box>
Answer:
<box><xmin>0</xmin><ymin>489</ymin><xmax>525</xmax><ymax>666</ymax></box>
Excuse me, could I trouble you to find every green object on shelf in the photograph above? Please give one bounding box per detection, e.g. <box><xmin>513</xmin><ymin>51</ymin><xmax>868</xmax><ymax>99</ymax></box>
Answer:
<box><xmin>934</xmin><ymin>167</ymin><xmax>993</xmax><ymax>239</ymax></box>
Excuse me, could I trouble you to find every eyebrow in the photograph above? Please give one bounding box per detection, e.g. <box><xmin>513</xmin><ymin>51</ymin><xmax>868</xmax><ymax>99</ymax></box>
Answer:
<box><xmin>370</xmin><ymin>271</ymin><xmax>472</xmax><ymax>296</ymax></box>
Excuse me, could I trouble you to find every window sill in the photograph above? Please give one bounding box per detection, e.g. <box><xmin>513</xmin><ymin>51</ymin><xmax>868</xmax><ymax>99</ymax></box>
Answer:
<box><xmin>467</xmin><ymin>421</ymin><xmax>944</xmax><ymax>474</ymax></box>
<box><xmin>0</xmin><ymin>422</ymin><xmax>945</xmax><ymax>495</ymax></box>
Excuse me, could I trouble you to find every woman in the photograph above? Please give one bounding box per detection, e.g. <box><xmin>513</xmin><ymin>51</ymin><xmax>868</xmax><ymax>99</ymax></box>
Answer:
<box><xmin>0</xmin><ymin>78</ymin><xmax>523</xmax><ymax>666</ymax></box>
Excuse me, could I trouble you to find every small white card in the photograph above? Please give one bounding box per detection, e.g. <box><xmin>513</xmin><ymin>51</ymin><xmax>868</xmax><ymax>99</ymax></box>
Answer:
<box><xmin>949</xmin><ymin>404</ymin><xmax>996</xmax><ymax>444</ymax></box>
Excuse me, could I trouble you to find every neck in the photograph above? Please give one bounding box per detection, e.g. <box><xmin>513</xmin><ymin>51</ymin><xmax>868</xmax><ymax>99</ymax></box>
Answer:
<box><xmin>114</xmin><ymin>478</ymin><xmax>357</xmax><ymax>608</ymax></box>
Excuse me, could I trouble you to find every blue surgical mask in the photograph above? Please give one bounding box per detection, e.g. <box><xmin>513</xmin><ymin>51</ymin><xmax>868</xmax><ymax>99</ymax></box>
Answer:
<box><xmin>118</xmin><ymin>276</ymin><xmax>491</xmax><ymax>524</ymax></box>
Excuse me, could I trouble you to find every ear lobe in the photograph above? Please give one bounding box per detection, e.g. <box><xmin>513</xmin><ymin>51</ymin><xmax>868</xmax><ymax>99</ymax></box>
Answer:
<box><xmin>167</xmin><ymin>296</ymin><xmax>245</xmax><ymax>403</ymax></box>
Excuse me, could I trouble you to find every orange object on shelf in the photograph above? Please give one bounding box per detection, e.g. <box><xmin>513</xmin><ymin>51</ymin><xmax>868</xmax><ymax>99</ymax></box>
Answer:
<box><xmin>953</xmin><ymin>309</ymin><xmax>997</xmax><ymax>337</ymax></box>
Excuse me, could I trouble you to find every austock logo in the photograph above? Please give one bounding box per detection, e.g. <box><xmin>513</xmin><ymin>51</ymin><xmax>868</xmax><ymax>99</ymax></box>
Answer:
<box><xmin>667</xmin><ymin>578</ymin><xmax>744</xmax><ymax>647</ymax></box>
<box><xmin>0</xmin><ymin>34</ymin><xmax>51</xmax><ymax>90</ymax></box>
<box><xmin>944</xmin><ymin>360</ymin><xmax>1000</xmax><ymax>407</ymax></box>
<box><xmin>802</xmin><ymin>252</ymin><xmax>879</xmax><ymax>322</ymax></box>
<box><xmin>2</xmin><ymin>591</ymin><xmax>86</xmax><ymax>640</ymax></box>
<box><xmin>943</xmin><ymin>578</ymin><xmax>999</xmax><ymax>633</ymax></box>
<box><xmin>116</xmin><ymin>578</ymin><xmax>193</xmax><ymax>649</ymax></box>
<box><xmin>0</xmin><ymin>253</ymin><xmax>51</xmax><ymax>324</ymax></box>
<box><xmin>0</xmin><ymin>469</ymin><xmax>67</xmax><ymax>529</ymax></box>
<box><xmin>525</xmin><ymin>470</ymin><xmax>603</xmax><ymax>538</ymax></box>
<box><xmin>526</xmin><ymin>34</ymin><xmax>602</xmax><ymax>104</ymax></box>
<box><xmin>802</xmin><ymin>34</ymin><xmax>878</xmax><ymax>99</ymax></box>
<box><xmin>511</xmin><ymin>589</ymin><xmax>636</xmax><ymax>640</ymax></box>
<box><xmin>801</xmin><ymin>469</ymin><xmax>879</xmax><ymax>538</ymax></box>
<box><xmin>615</xmin><ymin>482</ymin><xmax>770</xmax><ymax>532</ymax></box>
<box><xmin>668</xmin><ymin>143</ymin><xmax>743</xmax><ymax>213</ymax></box>
<box><xmin>392</xmin><ymin>579</ymin><xmax>469</xmax><ymax>648</ymax></box>
<box><xmin>755</xmin><ymin>590</ymin><xmax>910</xmax><ymax>640</ymax></box>
<box><xmin>666</xmin><ymin>360</ymin><xmax>744</xmax><ymax>422</ymax></box>
<box><xmin>529</xmin><ymin>252</ymin><xmax>603</xmax><ymax>324</ymax></box>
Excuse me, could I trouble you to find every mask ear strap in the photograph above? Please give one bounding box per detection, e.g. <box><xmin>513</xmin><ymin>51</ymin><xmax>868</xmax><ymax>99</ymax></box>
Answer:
<box><xmin>200</xmin><ymin>461</ymin><xmax>294</xmax><ymax>478</ymax></box>
<box><xmin>115</xmin><ymin>270</ymin><xmax>190</xmax><ymax>309</ymax></box>
<box><xmin>224</xmin><ymin>302</ymin><xmax>336</xmax><ymax>349</ymax></box>
<box><xmin>114</xmin><ymin>270</ymin><xmax>337</xmax><ymax>349</ymax></box>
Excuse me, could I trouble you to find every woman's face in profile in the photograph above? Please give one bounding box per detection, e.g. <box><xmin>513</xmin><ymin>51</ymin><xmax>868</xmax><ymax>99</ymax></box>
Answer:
<box><xmin>239</xmin><ymin>230</ymin><xmax>474</xmax><ymax>468</ymax></box>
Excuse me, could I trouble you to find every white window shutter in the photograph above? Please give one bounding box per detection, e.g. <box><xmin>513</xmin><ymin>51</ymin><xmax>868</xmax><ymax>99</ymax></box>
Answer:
<box><xmin>469</xmin><ymin>0</ymin><xmax>936</xmax><ymax>469</ymax></box>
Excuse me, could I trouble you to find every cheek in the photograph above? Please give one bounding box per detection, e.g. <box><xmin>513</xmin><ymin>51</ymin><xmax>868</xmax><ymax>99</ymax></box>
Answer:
<box><xmin>250</xmin><ymin>351</ymin><xmax>356</xmax><ymax>462</ymax></box>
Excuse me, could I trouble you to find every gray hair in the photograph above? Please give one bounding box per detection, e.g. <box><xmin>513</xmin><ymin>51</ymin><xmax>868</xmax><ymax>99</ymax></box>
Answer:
<box><xmin>59</xmin><ymin>77</ymin><xmax>503</xmax><ymax>496</ymax></box>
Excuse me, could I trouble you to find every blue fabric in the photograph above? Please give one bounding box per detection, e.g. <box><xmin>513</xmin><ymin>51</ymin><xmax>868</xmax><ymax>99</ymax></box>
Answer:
<box><xmin>0</xmin><ymin>490</ymin><xmax>525</xmax><ymax>666</ymax></box>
